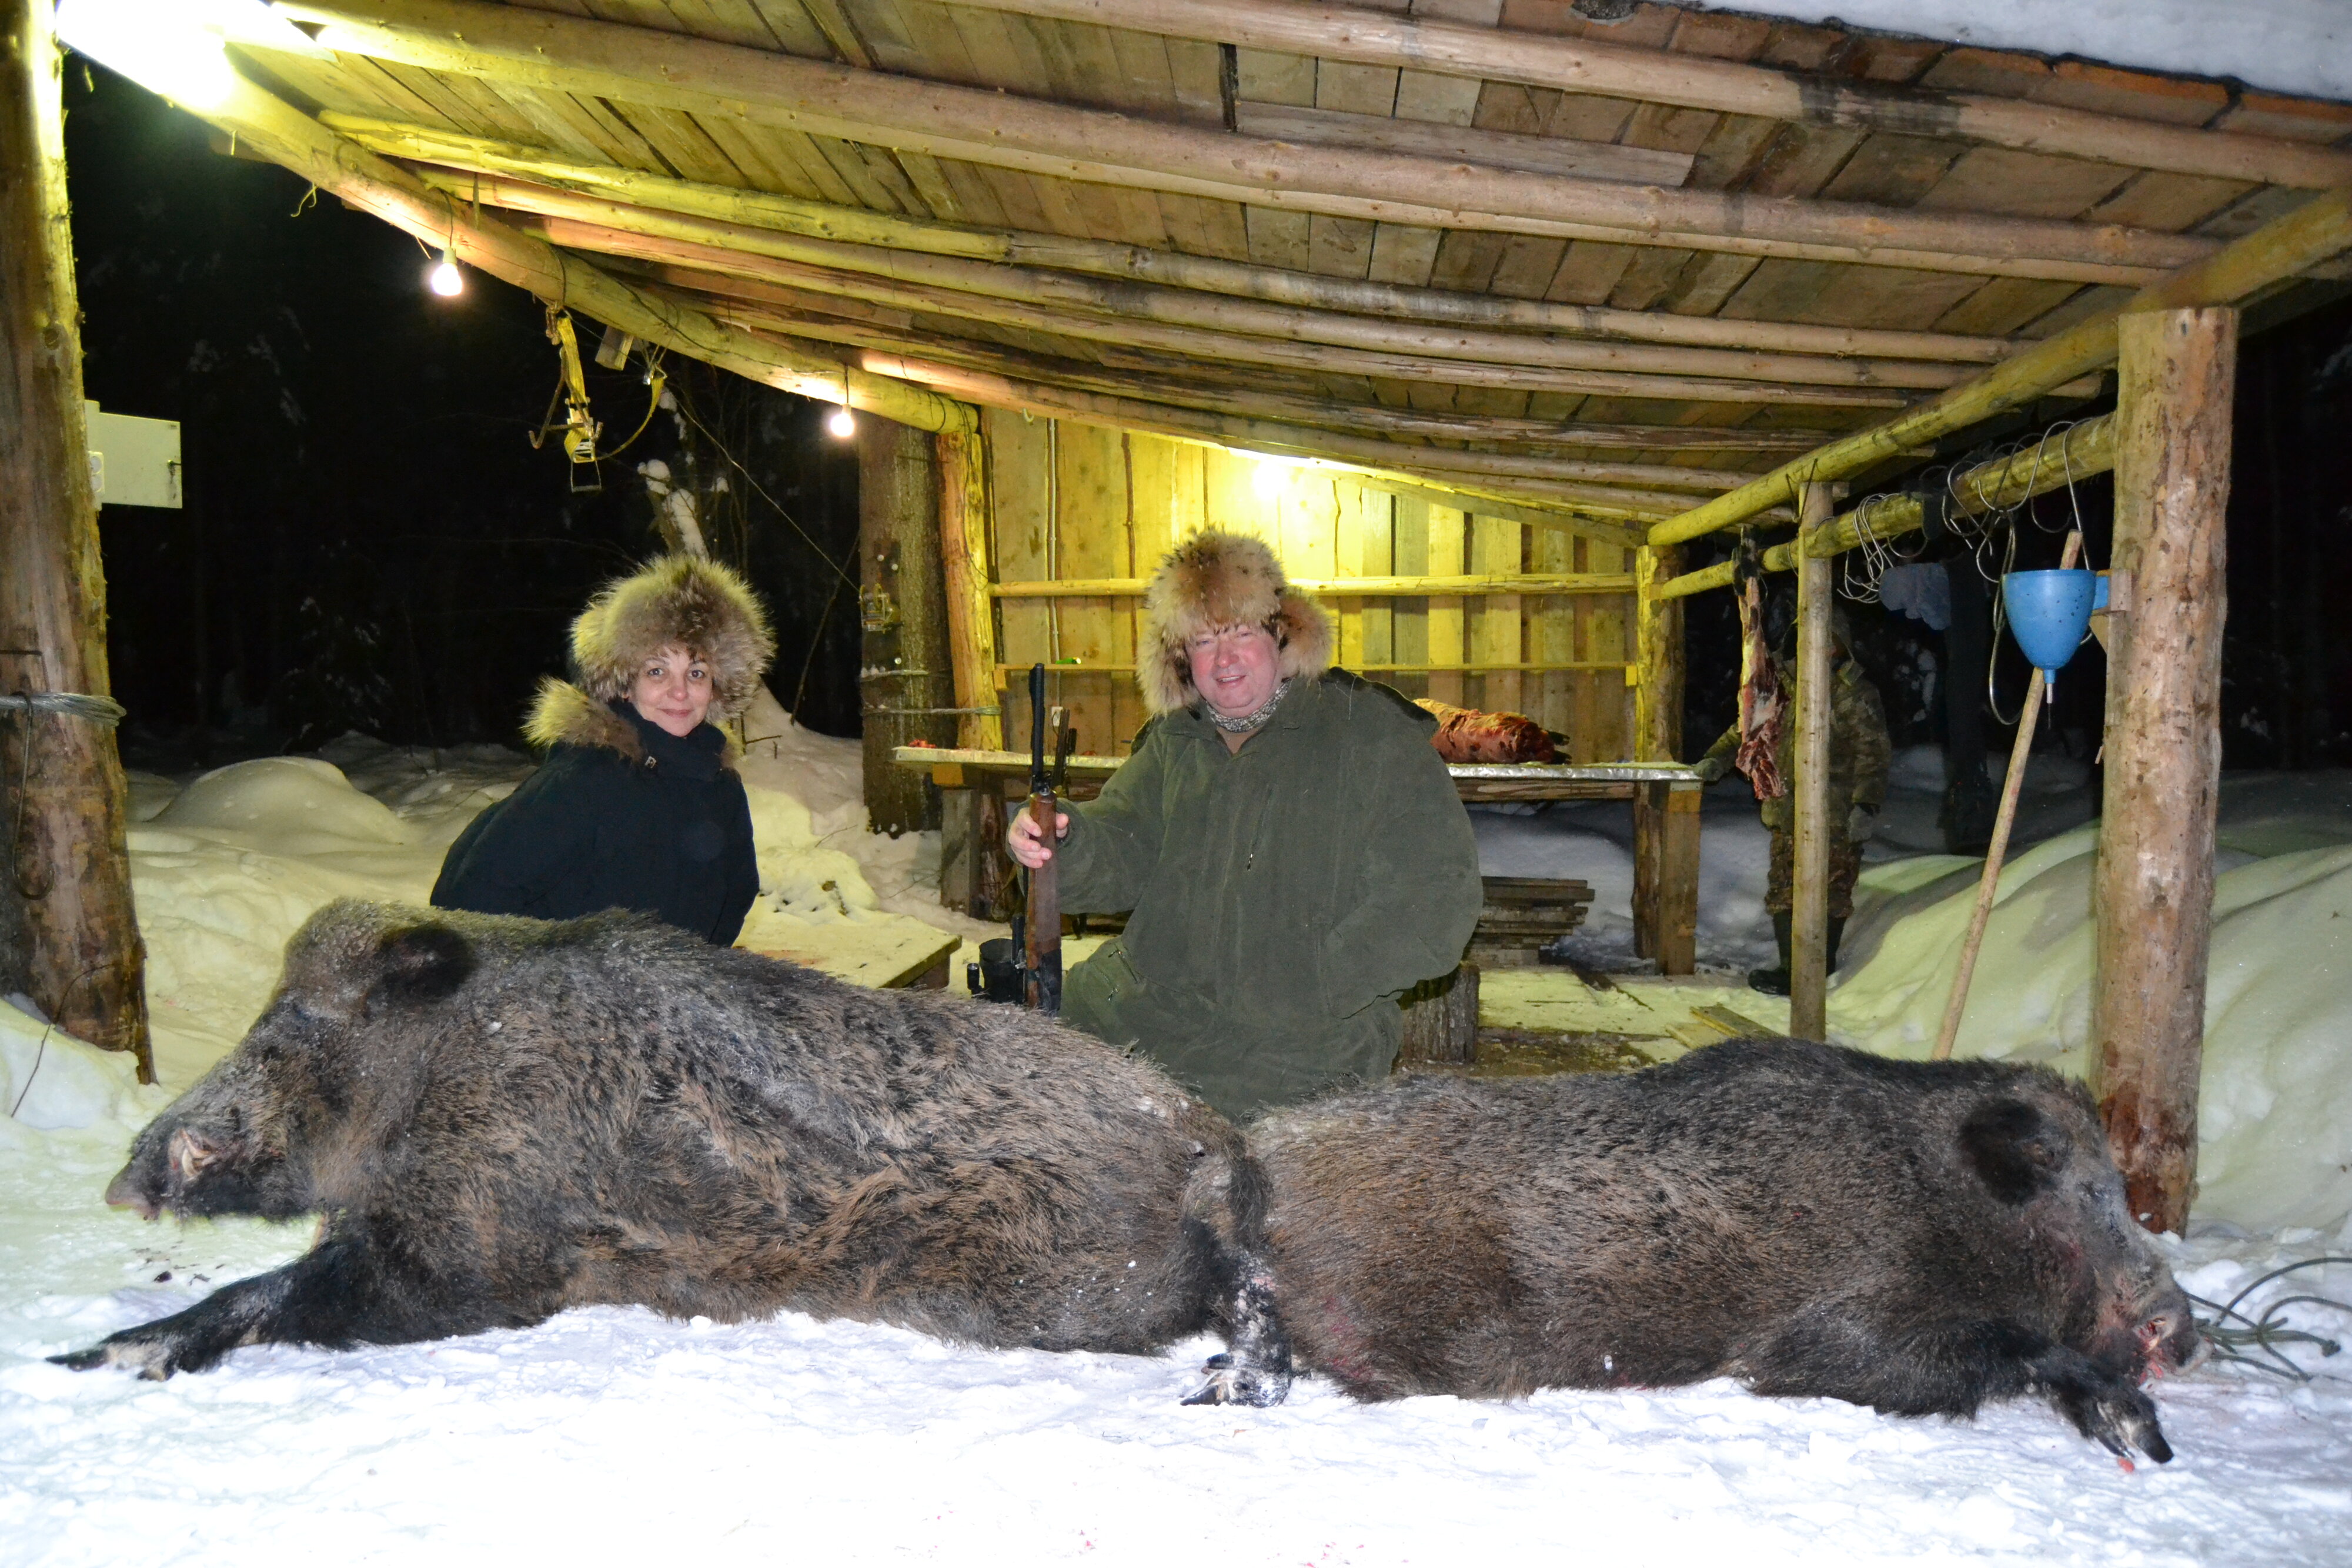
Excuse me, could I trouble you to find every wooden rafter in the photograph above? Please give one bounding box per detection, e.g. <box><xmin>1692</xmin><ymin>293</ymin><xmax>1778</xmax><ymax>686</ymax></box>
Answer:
<box><xmin>269</xmin><ymin>0</ymin><xmax>2221</xmax><ymax>282</ymax></box>
<box><xmin>1649</xmin><ymin>183</ymin><xmax>2352</xmax><ymax>547</ymax></box>
<box><xmin>1651</xmin><ymin>417</ymin><xmax>2116</xmax><ymax>600</ymax></box>
<box><xmin>600</xmin><ymin>285</ymin><xmax>1838</xmax><ymax>456</ymax></box>
<box><xmin>832</xmin><ymin>340</ymin><xmax>1712</xmax><ymax>523</ymax></box>
<box><xmin>643</xmin><ymin>281</ymin><xmax>1766</xmax><ymax>493</ymax></box>
<box><xmin>515</xmin><ymin>208</ymin><xmax>1939</xmax><ymax>408</ymax></box>
<box><xmin>817</xmin><ymin>337</ymin><xmax>1672</xmax><ymax>539</ymax></box>
<box><xmin>432</xmin><ymin>173</ymin><xmax>1982</xmax><ymax>396</ymax></box>
<box><xmin>118</xmin><ymin>69</ymin><xmax>974</xmax><ymax>431</ymax></box>
<box><xmin>994</xmin><ymin>574</ymin><xmax>1640</xmax><ymax>598</ymax></box>
<box><xmin>326</xmin><ymin>115</ymin><xmax>2024</xmax><ymax>366</ymax></box>
<box><xmin>941</xmin><ymin>0</ymin><xmax>2352</xmax><ymax>189</ymax></box>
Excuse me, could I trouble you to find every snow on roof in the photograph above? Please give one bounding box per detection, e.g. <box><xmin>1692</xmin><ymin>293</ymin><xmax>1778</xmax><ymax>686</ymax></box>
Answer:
<box><xmin>1699</xmin><ymin>0</ymin><xmax>2352</xmax><ymax>104</ymax></box>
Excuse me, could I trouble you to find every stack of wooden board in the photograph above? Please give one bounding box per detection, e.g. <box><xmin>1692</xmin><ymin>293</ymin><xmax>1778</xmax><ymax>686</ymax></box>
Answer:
<box><xmin>1471</xmin><ymin>877</ymin><xmax>1596</xmax><ymax>967</ymax></box>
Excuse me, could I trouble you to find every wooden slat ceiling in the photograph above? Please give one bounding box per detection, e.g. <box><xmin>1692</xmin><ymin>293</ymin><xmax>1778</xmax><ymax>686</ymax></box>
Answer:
<box><xmin>230</xmin><ymin>0</ymin><xmax>2352</xmax><ymax>524</ymax></box>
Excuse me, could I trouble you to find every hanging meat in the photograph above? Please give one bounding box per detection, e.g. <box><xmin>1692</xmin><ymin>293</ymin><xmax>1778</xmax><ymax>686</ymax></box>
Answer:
<box><xmin>1415</xmin><ymin>698</ymin><xmax>1560</xmax><ymax>764</ymax></box>
<box><xmin>1733</xmin><ymin>538</ymin><xmax>1788</xmax><ymax>803</ymax></box>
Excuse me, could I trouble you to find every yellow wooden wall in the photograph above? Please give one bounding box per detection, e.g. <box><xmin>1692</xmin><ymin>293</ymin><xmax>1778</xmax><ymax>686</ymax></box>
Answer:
<box><xmin>981</xmin><ymin>412</ymin><xmax>1636</xmax><ymax>761</ymax></box>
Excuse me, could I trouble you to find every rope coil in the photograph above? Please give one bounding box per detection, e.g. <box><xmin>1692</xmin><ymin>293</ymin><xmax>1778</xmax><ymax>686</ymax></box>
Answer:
<box><xmin>0</xmin><ymin>692</ymin><xmax>125</xmax><ymax>727</ymax></box>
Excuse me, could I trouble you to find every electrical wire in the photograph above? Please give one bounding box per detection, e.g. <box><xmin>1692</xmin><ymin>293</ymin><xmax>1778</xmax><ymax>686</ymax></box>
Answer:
<box><xmin>2189</xmin><ymin>1256</ymin><xmax>2352</xmax><ymax>1385</ymax></box>
<box><xmin>665</xmin><ymin>389</ymin><xmax>859</xmax><ymax>594</ymax></box>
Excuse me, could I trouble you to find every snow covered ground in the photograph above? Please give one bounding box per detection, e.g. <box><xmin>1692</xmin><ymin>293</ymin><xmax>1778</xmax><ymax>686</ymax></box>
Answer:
<box><xmin>6</xmin><ymin>736</ymin><xmax>2352</xmax><ymax>1564</ymax></box>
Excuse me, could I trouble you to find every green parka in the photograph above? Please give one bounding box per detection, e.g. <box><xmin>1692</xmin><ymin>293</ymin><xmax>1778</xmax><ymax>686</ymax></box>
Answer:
<box><xmin>1053</xmin><ymin>671</ymin><xmax>1483</xmax><ymax>1119</ymax></box>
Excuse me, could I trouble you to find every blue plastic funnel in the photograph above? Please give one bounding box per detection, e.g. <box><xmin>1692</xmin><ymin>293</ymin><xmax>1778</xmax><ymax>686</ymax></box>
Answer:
<box><xmin>2002</xmin><ymin>568</ymin><xmax>2102</xmax><ymax>683</ymax></box>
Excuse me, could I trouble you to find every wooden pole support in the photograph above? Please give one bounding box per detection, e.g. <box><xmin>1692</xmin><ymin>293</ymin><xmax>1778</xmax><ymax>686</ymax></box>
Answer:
<box><xmin>1788</xmin><ymin>482</ymin><xmax>1837</xmax><ymax>1041</ymax></box>
<box><xmin>1631</xmin><ymin>544</ymin><xmax>1695</xmax><ymax>974</ymax></box>
<box><xmin>1633</xmin><ymin>545</ymin><xmax>1686</xmax><ymax>767</ymax></box>
<box><xmin>936</xmin><ymin>423</ymin><xmax>1001</xmax><ymax>753</ymax></box>
<box><xmin>1633</xmin><ymin>784</ymin><xmax>1702</xmax><ymax>977</ymax></box>
<box><xmin>2093</xmin><ymin>307</ymin><xmax>2236</xmax><ymax>1235</ymax></box>
<box><xmin>858</xmin><ymin>419</ymin><xmax>950</xmax><ymax>835</ymax></box>
<box><xmin>0</xmin><ymin>0</ymin><xmax>151</xmax><ymax>1078</ymax></box>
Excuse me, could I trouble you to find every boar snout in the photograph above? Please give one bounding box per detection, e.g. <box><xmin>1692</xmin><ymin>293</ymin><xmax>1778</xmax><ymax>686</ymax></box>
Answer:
<box><xmin>103</xmin><ymin>1162</ymin><xmax>159</xmax><ymax>1221</ymax></box>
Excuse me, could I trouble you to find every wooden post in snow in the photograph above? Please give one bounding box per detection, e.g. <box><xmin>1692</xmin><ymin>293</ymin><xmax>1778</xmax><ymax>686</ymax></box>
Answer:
<box><xmin>2093</xmin><ymin>307</ymin><xmax>2236</xmax><ymax>1235</ymax></box>
<box><xmin>858</xmin><ymin>417</ymin><xmax>951</xmax><ymax>836</ymax></box>
<box><xmin>1788</xmin><ymin>482</ymin><xmax>1837</xmax><ymax>1041</ymax></box>
<box><xmin>0</xmin><ymin>0</ymin><xmax>151</xmax><ymax>1078</ymax></box>
<box><xmin>1632</xmin><ymin>543</ymin><xmax>1697</xmax><ymax>975</ymax></box>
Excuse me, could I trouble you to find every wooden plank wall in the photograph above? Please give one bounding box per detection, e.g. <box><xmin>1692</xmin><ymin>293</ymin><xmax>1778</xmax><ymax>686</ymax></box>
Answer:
<box><xmin>981</xmin><ymin>412</ymin><xmax>1635</xmax><ymax>760</ymax></box>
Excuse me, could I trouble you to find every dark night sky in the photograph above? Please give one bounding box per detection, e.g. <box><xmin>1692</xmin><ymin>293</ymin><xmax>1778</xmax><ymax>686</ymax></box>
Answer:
<box><xmin>64</xmin><ymin>61</ymin><xmax>866</xmax><ymax>768</ymax></box>
<box><xmin>59</xmin><ymin>61</ymin><xmax>2352</xmax><ymax>777</ymax></box>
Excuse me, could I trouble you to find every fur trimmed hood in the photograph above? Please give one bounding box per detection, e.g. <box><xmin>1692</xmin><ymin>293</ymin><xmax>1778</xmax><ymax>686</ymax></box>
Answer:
<box><xmin>1137</xmin><ymin>530</ymin><xmax>1333</xmax><ymax>716</ymax></box>
<box><xmin>522</xmin><ymin>678</ymin><xmax>738</xmax><ymax>769</ymax></box>
<box><xmin>567</xmin><ymin>554</ymin><xmax>776</xmax><ymax>720</ymax></box>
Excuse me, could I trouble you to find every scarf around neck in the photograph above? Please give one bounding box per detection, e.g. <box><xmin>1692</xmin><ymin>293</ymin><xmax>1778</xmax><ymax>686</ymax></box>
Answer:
<box><xmin>1204</xmin><ymin>677</ymin><xmax>1292</xmax><ymax>734</ymax></box>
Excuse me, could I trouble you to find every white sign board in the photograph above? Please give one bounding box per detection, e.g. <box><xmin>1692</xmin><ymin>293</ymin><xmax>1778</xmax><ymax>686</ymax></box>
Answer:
<box><xmin>83</xmin><ymin>401</ymin><xmax>182</xmax><ymax>509</ymax></box>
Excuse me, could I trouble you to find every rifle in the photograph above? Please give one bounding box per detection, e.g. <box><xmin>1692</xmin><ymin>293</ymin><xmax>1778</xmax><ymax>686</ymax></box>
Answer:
<box><xmin>1021</xmin><ymin>663</ymin><xmax>1063</xmax><ymax>1014</ymax></box>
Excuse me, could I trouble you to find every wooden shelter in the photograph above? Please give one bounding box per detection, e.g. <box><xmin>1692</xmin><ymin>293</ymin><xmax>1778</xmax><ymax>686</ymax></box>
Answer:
<box><xmin>21</xmin><ymin>0</ymin><xmax>2352</xmax><ymax>1224</ymax></box>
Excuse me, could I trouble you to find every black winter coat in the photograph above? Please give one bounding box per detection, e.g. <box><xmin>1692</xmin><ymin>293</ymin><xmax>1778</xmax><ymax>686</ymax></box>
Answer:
<box><xmin>432</xmin><ymin>686</ymin><xmax>759</xmax><ymax>944</ymax></box>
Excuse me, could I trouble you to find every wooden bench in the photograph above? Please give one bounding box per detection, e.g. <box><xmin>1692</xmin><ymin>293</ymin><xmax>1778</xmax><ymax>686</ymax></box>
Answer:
<box><xmin>1471</xmin><ymin>876</ymin><xmax>1595</xmax><ymax>968</ymax></box>
<box><xmin>743</xmin><ymin>927</ymin><xmax>963</xmax><ymax>990</ymax></box>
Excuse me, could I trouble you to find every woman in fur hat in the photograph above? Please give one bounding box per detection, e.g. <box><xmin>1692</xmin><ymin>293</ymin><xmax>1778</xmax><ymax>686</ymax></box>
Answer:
<box><xmin>1008</xmin><ymin>530</ymin><xmax>1482</xmax><ymax>1118</ymax></box>
<box><xmin>431</xmin><ymin>554</ymin><xmax>774</xmax><ymax>945</ymax></box>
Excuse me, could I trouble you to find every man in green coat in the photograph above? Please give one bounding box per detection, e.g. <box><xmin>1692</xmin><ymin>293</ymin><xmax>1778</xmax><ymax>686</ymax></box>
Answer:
<box><xmin>1008</xmin><ymin>530</ymin><xmax>1483</xmax><ymax>1119</ymax></box>
<box><xmin>1695</xmin><ymin>611</ymin><xmax>1891</xmax><ymax>995</ymax></box>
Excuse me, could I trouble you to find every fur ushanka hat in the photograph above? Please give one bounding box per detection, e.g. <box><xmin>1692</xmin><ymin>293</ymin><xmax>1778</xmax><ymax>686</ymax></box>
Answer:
<box><xmin>565</xmin><ymin>554</ymin><xmax>777</xmax><ymax>720</ymax></box>
<box><xmin>1138</xmin><ymin>530</ymin><xmax>1333</xmax><ymax>716</ymax></box>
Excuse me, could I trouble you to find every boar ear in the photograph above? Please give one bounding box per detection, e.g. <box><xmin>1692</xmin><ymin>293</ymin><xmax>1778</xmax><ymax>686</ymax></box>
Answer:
<box><xmin>370</xmin><ymin>923</ymin><xmax>476</xmax><ymax>1007</ymax></box>
<box><xmin>1959</xmin><ymin>1099</ymin><xmax>2067</xmax><ymax>1205</ymax></box>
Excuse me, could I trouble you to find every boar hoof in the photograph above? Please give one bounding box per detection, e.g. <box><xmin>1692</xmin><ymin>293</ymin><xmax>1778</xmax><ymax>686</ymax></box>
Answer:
<box><xmin>49</xmin><ymin>1330</ymin><xmax>186</xmax><ymax>1381</ymax></box>
<box><xmin>1183</xmin><ymin>1352</ymin><xmax>1292</xmax><ymax>1408</ymax></box>
<box><xmin>2053</xmin><ymin>1368</ymin><xmax>2173</xmax><ymax>1464</ymax></box>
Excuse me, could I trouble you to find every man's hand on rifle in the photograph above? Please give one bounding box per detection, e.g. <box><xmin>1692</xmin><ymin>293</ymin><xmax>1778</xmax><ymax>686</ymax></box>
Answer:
<box><xmin>1006</xmin><ymin>810</ymin><xmax>1070</xmax><ymax>869</ymax></box>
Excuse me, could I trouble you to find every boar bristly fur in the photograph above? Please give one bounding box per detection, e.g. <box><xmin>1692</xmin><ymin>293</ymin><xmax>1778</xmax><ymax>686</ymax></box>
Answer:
<box><xmin>1249</xmin><ymin>1039</ymin><xmax>2198</xmax><ymax>1461</ymax></box>
<box><xmin>56</xmin><ymin>901</ymin><xmax>1291</xmax><ymax>1404</ymax></box>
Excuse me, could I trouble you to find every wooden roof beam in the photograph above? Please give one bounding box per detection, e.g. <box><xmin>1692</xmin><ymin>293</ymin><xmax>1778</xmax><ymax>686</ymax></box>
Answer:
<box><xmin>993</xmin><ymin>574</ymin><xmax>1641</xmax><ymax>599</ymax></box>
<box><xmin>637</xmin><ymin>273</ymin><xmax>1770</xmax><ymax>490</ymax></box>
<box><xmin>502</xmin><ymin>204</ymin><xmax>1937</xmax><ymax>409</ymax></box>
<box><xmin>947</xmin><ymin>0</ymin><xmax>2352</xmax><ymax>190</ymax></box>
<box><xmin>329</xmin><ymin>115</ymin><xmax>2020</xmax><ymax>365</ymax></box>
<box><xmin>807</xmin><ymin>337</ymin><xmax>1681</xmax><ymax>539</ymax></box>
<box><xmin>1651</xmin><ymin>417</ymin><xmax>2116</xmax><ymax>601</ymax></box>
<box><xmin>586</xmin><ymin>270</ymin><xmax>1833</xmax><ymax>459</ymax></box>
<box><xmin>427</xmin><ymin>170</ymin><xmax>1979</xmax><ymax>395</ymax></box>
<box><xmin>270</xmin><ymin>0</ymin><xmax>2214</xmax><ymax>283</ymax></box>
<box><xmin>1649</xmin><ymin>178</ymin><xmax>2352</xmax><ymax>547</ymax></box>
<box><xmin>715</xmin><ymin>303</ymin><xmax>1736</xmax><ymax>514</ymax></box>
<box><xmin>64</xmin><ymin>59</ymin><xmax>971</xmax><ymax>432</ymax></box>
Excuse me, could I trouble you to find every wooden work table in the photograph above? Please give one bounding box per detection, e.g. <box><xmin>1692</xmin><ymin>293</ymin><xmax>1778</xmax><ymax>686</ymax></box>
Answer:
<box><xmin>894</xmin><ymin>748</ymin><xmax>1704</xmax><ymax>974</ymax></box>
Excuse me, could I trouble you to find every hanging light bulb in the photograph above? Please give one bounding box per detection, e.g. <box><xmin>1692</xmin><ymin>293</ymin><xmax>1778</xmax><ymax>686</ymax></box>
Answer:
<box><xmin>826</xmin><ymin>404</ymin><xmax>857</xmax><ymax>439</ymax></box>
<box><xmin>427</xmin><ymin>246</ymin><xmax>463</xmax><ymax>297</ymax></box>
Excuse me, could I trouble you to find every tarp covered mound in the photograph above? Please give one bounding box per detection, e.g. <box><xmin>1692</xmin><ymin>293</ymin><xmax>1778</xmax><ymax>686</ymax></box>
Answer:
<box><xmin>1838</xmin><ymin>821</ymin><xmax>2352</xmax><ymax>1235</ymax></box>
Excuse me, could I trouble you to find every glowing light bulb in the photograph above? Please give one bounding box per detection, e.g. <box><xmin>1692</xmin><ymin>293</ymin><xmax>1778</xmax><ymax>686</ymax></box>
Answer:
<box><xmin>56</xmin><ymin>0</ymin><xmax>242</xmax><ymax>109</ymax></box>
<box><xmin>827</xmin><ymin>405</ymin><xmax>857</xmax><ymax>439</ymax></box>
<box><xmin>427</xmin><ymin>249</ymin><xmax>463</xmax><ymax>297</ymax></box>
<box><xmin>1250</xmin><ymin>456</ymin><xmax>1297</xmax><ymax>499</ymax></box>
